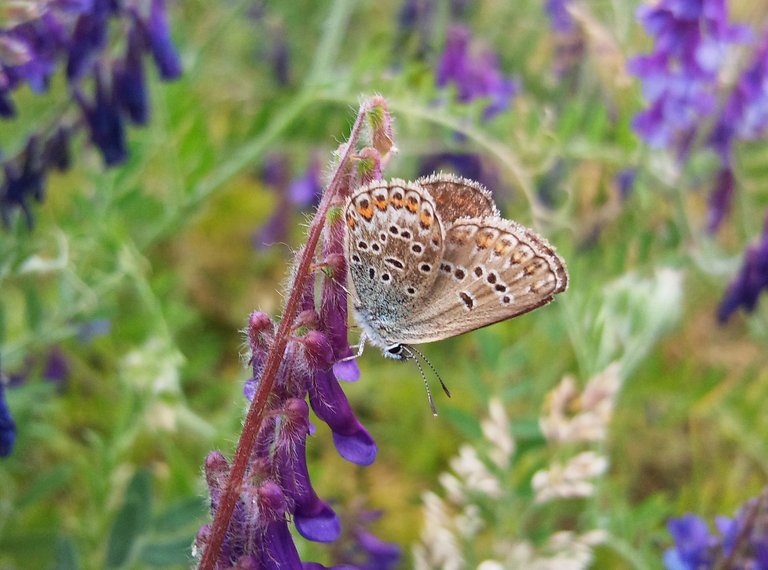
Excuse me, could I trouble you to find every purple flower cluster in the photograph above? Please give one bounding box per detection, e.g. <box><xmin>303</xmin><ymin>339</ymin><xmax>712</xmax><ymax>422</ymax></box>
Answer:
<box><xmin>1</xmin><ymin>0</ymin><xmax>182</xmax><ymax>227</ymax></box>
<box><xmin>628</xmin><ymin>0</ymin><xmax>749</xmax><ymax>155</ymax></box>
<box><xmin>664</xmin><ymin>489</ymin><xmax>768</xmax><ymax>569</ymax></box>
<box><xmin>718</xmin><ymin>212</ymin><xmax>768</xmax><ymax>323</ymax></box>
<box><xmin>436</xmin><ymin>24</ymin><xmax>520</xmax><ymax>120</ymax></box>
<box><xmin>196</xmin><ymin>164</ymin><xmax>402</xmax><ymax>565</ymax></box>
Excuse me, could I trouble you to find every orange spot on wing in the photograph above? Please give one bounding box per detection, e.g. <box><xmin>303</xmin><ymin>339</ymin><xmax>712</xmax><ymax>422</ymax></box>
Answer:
<box><xmin>346</xmin><ymin>214</ymin><xmax>357</xmax><ymax>229</ymax></box>
<box><xmin>390</xmin><ymin>195</ymin><xmax>404</xmax><ymax>208</ymax></box>
<box><xmin>406</xmin><ymin>196</ymin><xmax>419</xmax><ymax>213</ymax></box>
<box><xmin>357</xmin><ymin>198</ymin><xmax>374</xmax><ymax>221</ymax></box>
<box><xmin>373</xmin><ymin>196</ymin><xmax>388</xmax><ymax>210</ymax></box>
<box><xmin>419</xmin><ymin>210</ymin><xmax>433</xmax><ymax>229</ymax></box>
<box><xmin>476</xmin><ymin>232</ymin><xmax>493</xmax><ymax>249</ymax></box>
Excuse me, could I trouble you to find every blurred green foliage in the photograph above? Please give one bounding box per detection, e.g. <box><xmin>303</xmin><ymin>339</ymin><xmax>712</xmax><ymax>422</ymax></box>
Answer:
<box><xmin>2</xmin><ymin>1</ymin><xmax>768</xmax><ymax>568</ymax></box>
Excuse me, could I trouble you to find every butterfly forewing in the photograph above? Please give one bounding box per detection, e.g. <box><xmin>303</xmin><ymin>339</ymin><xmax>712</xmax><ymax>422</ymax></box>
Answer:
<box><xmin>417</xmin><ymin>173</ymin><xmax>499</xmax><ymax>224</ymax></box>
<box><xmin>387</xmin><ymin>217</ymin><xmax>568</xmax><ymax>344</ymax></box>
<box><xmin>344</xmin><ymin>180</ymin><xmax>445</xmax><ymax>344</ymax></box>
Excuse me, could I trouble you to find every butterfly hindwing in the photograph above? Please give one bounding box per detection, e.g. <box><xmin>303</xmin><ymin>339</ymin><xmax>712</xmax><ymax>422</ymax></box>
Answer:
<box><xmin>389</xmin><ymin>217</ymin><xmax>568</xmax><ymax>344</ymax></box>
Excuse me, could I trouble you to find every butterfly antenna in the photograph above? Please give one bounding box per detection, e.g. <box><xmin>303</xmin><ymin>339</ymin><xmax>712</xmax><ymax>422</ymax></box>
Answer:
<box><xmin>402</xmin><ymin>346</ymin><xmax>438</xmax><ymax>416</ymax></box>
<box><xmin>408</xmin><ymin>345</ymin><xmax>451</xmax><ymax>398</ymax></box>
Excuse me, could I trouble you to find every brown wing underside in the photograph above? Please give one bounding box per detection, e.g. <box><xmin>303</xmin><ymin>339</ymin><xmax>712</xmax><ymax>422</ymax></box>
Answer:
<box><xmin>417</xmin><ymin>173</ymin><xmax>498</xmax><ymax>225</ymax></box>
<box><xmin>386</xmin><ymin>217</ymin><xmax>568</xmax><ymax>344</ymax></box>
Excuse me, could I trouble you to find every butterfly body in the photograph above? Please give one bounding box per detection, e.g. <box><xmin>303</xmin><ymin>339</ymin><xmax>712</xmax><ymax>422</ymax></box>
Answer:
<box><xmin>343</xmin><ymin>173</ymin><xmax>568</xmax><ymax>358</ymax></box>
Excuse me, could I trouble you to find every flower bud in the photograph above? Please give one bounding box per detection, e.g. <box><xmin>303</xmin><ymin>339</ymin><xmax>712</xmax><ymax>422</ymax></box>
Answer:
<box><xmin>366</xmin><ymin>96</ymin><xmax>397</xmax><ymax>159</ymax></box>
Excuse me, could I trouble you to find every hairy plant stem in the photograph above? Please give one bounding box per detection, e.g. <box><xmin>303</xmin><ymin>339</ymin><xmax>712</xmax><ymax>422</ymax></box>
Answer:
<box><xmin>198</xmin><ymin>101</ymin><xmax>368</xmax><ymax>570</ymax></box>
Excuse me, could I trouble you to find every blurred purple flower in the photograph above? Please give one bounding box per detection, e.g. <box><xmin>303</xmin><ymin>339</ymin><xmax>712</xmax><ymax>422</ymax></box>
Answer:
<box><xmin>718</xmin><ymin>211</ymin><xmax>768</xmax><ymax>322</ymax></box>
<box><xmin>710</xmin><ymin>29</ymin><xmax>768</xmax><ymax>163</ymax></box>
<box><xmin>42</xmin><ymin>346</ymin><xmax>70</xmax><ymax>387</ymax></box>
<box><xmin>0</xmin><ymin>380</ymin><xmax>16</xmax><ymax>458</ymax></box>
<box><xmin>706</xmin><ymin>167</ymin><xmax>733</xmax><ymax>233</ymax></box>
<box><xmin>393</xmin><ymin>0</ymin><xmax>435</xmax><ymax>62</ymax></box>
<box><xmin>1</xmin><ymin>135</ymin><xmax>47</xmax><ymax>227</ymax></box>
<box><xmin>0</xmin><ymin>0</ymin><xmax>183</xmax><ymax>227</ymax></box>
<box><xmin>76</xmin><ymin>70</ymin><xmax>127</xmax><ymax>166</ymax></box>
<box><xmin>344</xmin><ymin>510</ymin><xmax>401</xmax><ymax>570</ymax></box>
<box><xmin>615</xmin><ymin>167</ymin><xmax>637</xmax><ymax>201</ymax></box>
<box><xmin>418</xmin><ymin>152</ymin><xmax>500</xmax><ymax>196</ymax></box>
<box><xmin>436</xmin><ymin>24</ymin><xmax>520</xmax><ymax>120</ymax></box>
<box><xmin>545</xmin><ymin>0</ymin><xmax>577</xmax><ymax>33</ymax></box>
<box><xmin>544</xmin><ymin>0</ymin><xmax>585</xmax><ymax>80</ymax></box>
<box><xmin>629</xmin><ymin>0</ymin><xmax>750</xmax><ymax>155</ymax></box>
<box><xmin>665</xmin><ymin>489</ymin><xmax>768</xmax><ymax>569</ymax></box>
<box><xmin>664</xmin><ymin>514</ymin><xmax>715</xmax><ymax>569</ymax></box>
<box><xmin>77</xmin><ymin>318</ymin><xmax>112</xmax><ymax>342</ymax></box>
<box><xmin>254</xmin><ymin>154</ymin><xmax>324</xmax><ymax>248</ymax></box>
<box><xmin>139</xmin><ymin>0</ymin><xmax>182</xmax><ymax>80</ymax></box>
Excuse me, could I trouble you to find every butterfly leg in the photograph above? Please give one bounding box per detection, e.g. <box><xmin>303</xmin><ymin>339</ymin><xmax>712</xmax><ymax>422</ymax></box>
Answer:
<box><xmin>339</xmin><ymin>333</ymin><xmax>367</xmax><ymax>362</ymax></box>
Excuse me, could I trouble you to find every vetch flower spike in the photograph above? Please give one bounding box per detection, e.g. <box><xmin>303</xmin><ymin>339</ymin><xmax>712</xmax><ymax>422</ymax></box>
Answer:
<box><xmin>197</xmin><ymin>99</ymin><xmax>393</xmax><ymax>569</ymax></box>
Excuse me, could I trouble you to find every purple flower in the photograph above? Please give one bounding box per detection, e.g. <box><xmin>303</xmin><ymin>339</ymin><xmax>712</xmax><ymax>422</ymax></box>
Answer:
<box><xmin>138</xmin><ymin>0</ymin><xmax>182</xmax><ymax>80</ymax></box>
<box><xmin>629</xmin><ymin>0</ymin><xmax>749</xmax><ymax>155</ymax></box>
<box><xmin>0</xmin><ymin>381</ymin><xmax>16</xmax><ymax>457</ymax></box>
<box><xmin>436</xmin><ymin>24</ymin><xmax>520</xmax><ymax>120</ymax></box>
<box><xmin>718</xmin><ymin>211</ymin><xmax>768</xmax><ymax>322</ymax></box>
<box><xmin>1</xmin><ymin>135</ymin><xmax>47</xmax><ymax>227</ymax></box>
<box><xmin>664</xmin><ymin>514</ymin><xmax>715</xmax><ymax>569</ymax></box>
<box><xmin>0</xmin><ymin>0</ymin><xmax>182</xmax><ymax>227</ymax></box>
<box><xmin>665</xmin><ymin>489</ymin><xmax>768</xmax><ymax>569</ymax></box>
<box><xmin>113</xmin><ymin>22</ymin><xmax>148</xmax><ymax>125</ymax></box>
<box><xmin>76</xmin><ymin>70</ymin><xmax>127</xmax><ymax>166</ymax></box>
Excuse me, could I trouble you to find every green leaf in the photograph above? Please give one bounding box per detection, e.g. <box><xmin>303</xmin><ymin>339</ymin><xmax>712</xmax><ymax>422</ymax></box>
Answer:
<box><xmin>16</xmin><ymin>465</ymin><xmax>73</xmax><ymax>509</ymax></box>
<box><xmin>52</xmin><ymin>535</ymin><xmax>80</xmax><ymax>570</ymax></box>
<box><xmin>138</xmin><ymin>536</ymin><xmax>194</xmax><ymax>567</ymax></box>
<box><xmin>23</xmin><ymin>286</ymin><xmax>43</xmax><ymax>333</ymax></box>
<box><xmin>152</xmin><ymin>497</ymin><xmax>206</xmax><ymax>533</ymax></box>
<box><xmin>104</xmin><ymin>469</ymin><xmax>153</xmax><ymax>568</ymax></box>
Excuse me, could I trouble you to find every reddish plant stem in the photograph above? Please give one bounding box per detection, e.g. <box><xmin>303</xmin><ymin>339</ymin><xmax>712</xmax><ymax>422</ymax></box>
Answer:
<box><xmin>199</xmin><ymin>103</ymin><xmax>368</xmax><ymax>570</ymax></box>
